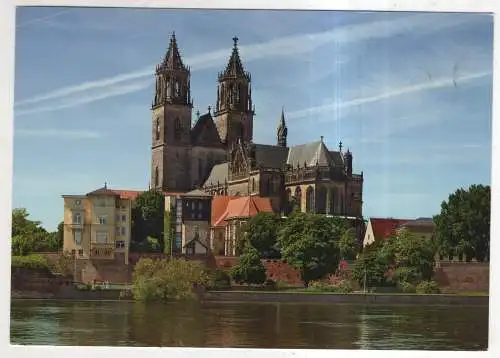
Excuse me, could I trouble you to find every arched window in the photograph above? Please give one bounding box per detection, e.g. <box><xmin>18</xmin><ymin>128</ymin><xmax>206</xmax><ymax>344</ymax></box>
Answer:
<box><xmin>166</xmin><ymin>78</ymin><xmax>171</xmax><ymax>98</ymax></box>
<box><xmin>155</xmin><ymin>118</ymin><xmax>160</xmax><ymax>141</ymax></box>
<box><xmin>294</xmin><ymin>186</ymin><xmax>302</xmax><ymax>212</ymax></box>
<box><xmin>306</xmin><ymin>186</ymin><xmax>315</xmax><ymax>213</ymax></box>
<box><xmin>154</xmin><ymin>166</ymin><xmax>159</xmax><ymax>188</ymax></box>
<box><xmin>316</xmin><ymin>185</ymin><xmax>327</xmax><ymax>214</ymax></box>
<box><xmin>175</xmin><ymin>80</ymin><xmax>180</xmax><ymax>96</ymax></box>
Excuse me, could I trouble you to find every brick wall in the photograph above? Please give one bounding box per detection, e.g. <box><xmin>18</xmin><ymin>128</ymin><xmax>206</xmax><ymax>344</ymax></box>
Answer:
<box><xmin>434</xmin><ymin>262</ymin><xmax>490</xmax><ymax>293</ymax></box>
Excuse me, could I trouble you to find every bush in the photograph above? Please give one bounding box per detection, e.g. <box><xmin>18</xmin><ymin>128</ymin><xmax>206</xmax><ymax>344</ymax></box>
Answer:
<box><xmin>132</xmin><ymin>258</ymin><xmax>210</xmax><ymax>302</ymax></box>
<box><xmin>307</xmin><ymin>280</ymin><xmax>353</xmax><ymax>294</ymax></box>
<box><xmin>11</xmin><ymin>254</ymin><xmax>51</xmax><ymax>270</ymax></box>
<box><xmin>397</xmin><ymin>281</ymin><xmax>416</xmax><ymax>293</ymax></box>
<box><xmin>231</xmin><ymin>246</ymin><xmax>267</xmax><ymax>285</ymax></box>
<box><xmin>208</xmin><ymin>269</ymin><xmax>231</xmax><ymax>289</ymax></box>
<box><xmin>416</xmin><ymin>280</ymin><xmax>441</xmax><ymax>294</ymax></box>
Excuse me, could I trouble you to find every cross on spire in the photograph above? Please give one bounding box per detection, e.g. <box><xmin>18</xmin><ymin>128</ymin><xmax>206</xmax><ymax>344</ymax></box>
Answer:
<box><xmin>233</xmin><ymin>36</ymin><xmax>239</xmax><ymax>47</ymax></box>
<box><xmin>339</xmin><ymin>141</ymin><xmax>343</xmax><ymax>152</ymax></box>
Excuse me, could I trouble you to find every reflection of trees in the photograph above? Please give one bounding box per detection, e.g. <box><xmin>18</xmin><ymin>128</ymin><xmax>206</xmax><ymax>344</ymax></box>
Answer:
<box><xmin>11</xmin><ymin>300</ymin><xmax>489</xmax><ymax>350</ymax></box>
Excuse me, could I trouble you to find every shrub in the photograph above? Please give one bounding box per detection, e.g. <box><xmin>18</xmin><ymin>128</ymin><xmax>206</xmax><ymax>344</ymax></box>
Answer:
<box><xmin>208</xmin><ymin>269</ymin><xmax>231</xmax><ymax>289</ymax></box>
<box><xmin>132</xmin><ymin>258</ymin><xmax>210</xmax><ymax>302</ymax></box>
<box><xmin>307</xmin><ymin>280</ymin><xmax>353</xmax><ymax>294</ymax></box>
<box><xmin>231</xmin><ymin>246</ymin><xmax>267</xmax><ymax>285</ymax></box>
<box><xmin>416</xmin><ymin>280</ymin><xmax>441</xmax><ymax>294</ymax></box>
<box><xmin>397</xmin><ymin>281</ymin><xmax>416</xmax><ymax>293</ymax></box>
<box><xmin>11</xmin><ymin>254</ymin><xmax>51</xmax><ymax>270</ymax></box>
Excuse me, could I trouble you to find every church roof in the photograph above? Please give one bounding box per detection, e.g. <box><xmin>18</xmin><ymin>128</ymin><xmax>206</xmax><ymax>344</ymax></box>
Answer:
<box><xmin>287</xmin><ymin>140</ymin><xmax>340</xmax><ymax>167</ymax></box>
<box><xmin>160</xmin><ymin>32</ymin><xmax>187</xmax><ymax>71</ymax></box>
<box><xmin>213</xmin><ymin>196</ymin><xmax>274</xmax><ymax>227</ymax></box>
<box><xmin>183</xmin><ymin>189</ymin><xmax>212</xmax><ymax>198</ymax></box>
<box><xmin>253</xmin><ymin>144</ymin><xmax>289</xmax><ymax>169</ymax></box>
<box><xmin>204</xmin><ymin>162</ymin><xmax>229</xmax><ymax>187</ymax></box>
<box><xmin>190</xmin><ymin>111</ymin><xmax>222</xmax><ymax>147</ymax></box>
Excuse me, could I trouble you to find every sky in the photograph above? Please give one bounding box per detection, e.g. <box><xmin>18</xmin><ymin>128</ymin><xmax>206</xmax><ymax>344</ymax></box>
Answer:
<box><xmin>12</xmin><ymin>7</ymin><xmax>493</xmax><ymax>231</ymax></box>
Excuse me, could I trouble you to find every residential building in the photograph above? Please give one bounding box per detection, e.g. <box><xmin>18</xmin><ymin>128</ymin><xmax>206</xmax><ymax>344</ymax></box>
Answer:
<box><xmin>62</xmin><ymin>184</ymin><xmax>135</xmax><ymax>264</ymax></box>
<box><xmin>363</xmin><ymin>217</ymin><xmax>435</xmax><ymax>248</ymax></box>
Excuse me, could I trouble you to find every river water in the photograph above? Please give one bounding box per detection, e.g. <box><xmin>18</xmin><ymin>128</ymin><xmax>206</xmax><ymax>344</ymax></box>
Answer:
<box><xmin>10</xmin><ymin>299</ymin><xmax>488</xmax><ymax>350</ymax></box>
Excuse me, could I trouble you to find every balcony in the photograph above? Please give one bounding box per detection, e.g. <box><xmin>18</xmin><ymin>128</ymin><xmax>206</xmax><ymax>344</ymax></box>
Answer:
<box><xmin>89</xmin><ymin>242</ymin><xmax>115</xmax><ymax>259</ymax></box>
<box><xmin>69</xmin><ymin>222</ymin><xmax>83</xmax><ymax>230</ymax></box>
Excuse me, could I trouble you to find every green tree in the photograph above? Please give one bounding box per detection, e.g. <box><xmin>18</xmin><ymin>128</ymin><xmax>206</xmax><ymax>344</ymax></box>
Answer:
<box><xmin>132</xmin><ymin>258</ymin><xmax>209</xmax><ymax>301</ymax></box>
<box><xmin>11</xmin><ymin>235</ymin><xmax>36</xmax><ymax>256</ymax></box>
<box><xmin>352</xmin><ymin>245</ymin><xmax>391</xmax><ymax>288</ymax></box>
<box><xmin>277</xmin><ymin>212</ymin><xmax>343</xmax><ymax>286</ymax></box>
<box><xmin>339</xmin><ymin>227</ymin><xmax>360</xmax><ymax>260</ymax></box>
<box><xmin>236</xmin><ymin>212</ymin><xmax>281</xmax><ymax>258</ymax></box>
<box><xmin>434</xmin><ymin>184</ymin><xmax>490</xmax><ymax>261</ymax></box>
<box><xmin>131</xmin><ymin>189</ymin><xmax>165</xmax><ymax>251</ymax></box>
<box><xmin>231</xmin><ymin>246</ymin><xmax>267</xmax><ymax>285</ymax></box>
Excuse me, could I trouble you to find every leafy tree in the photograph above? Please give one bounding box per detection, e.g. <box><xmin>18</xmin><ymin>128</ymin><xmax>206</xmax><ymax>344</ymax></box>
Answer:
<box><xmin>11</xmin><ymin>208</ymin><xmax>45</xmax><ymax>237</ymax></box>
<box><xmin>11</xmin><ymin>235</ymin><xmax>36</xmax><ymax>256</ymax></box>
<box><xmin>434</xmin><ymin>184</ymin><xmax>490</xmax><ymax>261</ymax></box>
<box><xmin>132</xmin><ymin>258</ymin><xmax>209</xmax><ymax>301</ymax></box>
<box><xmin>231</xmin><ymin>246</ymin><xmax>267</xmax><ymax>285</ymax></box>
<box><xmin>339</xmin><ymin>227</ymin><xmax>360</xmax><ymax>260</ymax></box>
<box><xmin>352</xmin><ymin>247</ymin><xmax>391</xmax><ymax>288</ymax></box>
<box><xmin>131</xmin><ymin>189</ymin><xmax>165</xmax><ymax>251</ymax></box>
<box><xmin>236</xmin><ymin>212</ymin><xmax>281</xmax><ymax>258</ymax></box>
<box><xmin>277</xmin><ymin>212</ymin><xmax>343</xmax><ymax>286</ymax></box>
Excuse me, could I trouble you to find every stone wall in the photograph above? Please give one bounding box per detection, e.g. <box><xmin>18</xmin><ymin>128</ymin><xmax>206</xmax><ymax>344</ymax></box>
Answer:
<box><xmin>434</xmin><ymin>262</ymin><xmax>490</xmax><ymax>293</ymax></box>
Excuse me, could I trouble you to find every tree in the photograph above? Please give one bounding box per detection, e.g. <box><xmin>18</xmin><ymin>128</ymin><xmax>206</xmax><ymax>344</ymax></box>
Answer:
<box><xmin>277</xmin><ymin>212</ymin><xmax>343</xmax><ymax>286</ymax></box>
<box><xmin>132</xmin><ymin>258</ymin><xmax>210</xmax><ymax>301</ymax></box>
<box><xmin>231</xmin><ymin>246</ymin><xmax>267</xmax><ymax>285</ymax></box>
<box><xmin>338</xmin><ymin>227</ymin><xmax>360</xmax><ymax>260</ymax></box>
<box><xmin>236</xmin><ymin>212</ymin><xmax>281</xmax><ymax>258</ymax></box>
<box><xmin>131</xmin><ymin>189</ymin><xmax>165</xmax><ymax>251</ymax></box>
<box><xmin>434</xmin><ymin>184</ymin><xmax>490</xmax><ymax>262</ymax></box>
<box><xmin>352</xmin><ymin>246</ymin><xmax>391</xmax><ymax>288</ymax></box>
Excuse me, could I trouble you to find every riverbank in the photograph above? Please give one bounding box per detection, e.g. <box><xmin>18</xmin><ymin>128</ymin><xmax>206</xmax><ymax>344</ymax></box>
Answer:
<box><xmin>11</xmin><ymin>288</ymin><xmax>488</xmax><ymax>306</ymax></box>
<box><xmin>203</xmin><ymin>290</ymin><xmax>489</xmax><ymax>306</ymax></box>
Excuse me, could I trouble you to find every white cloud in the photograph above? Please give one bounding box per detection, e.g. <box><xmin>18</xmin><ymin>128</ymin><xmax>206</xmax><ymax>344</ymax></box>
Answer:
<box><xmin>15</xmin><ymin>12</ymin><xmax>477</xmax><ymax>114</ymax></box>
<box><xmin>287</xmin><ymin>71</ymin><xmax>491</xmax><ymax>120</ymax></box>
<box><xmin>15</xmin><ymin>81</ymin><xmax>151</xmax><ymax>116</ymax></box>
<box><xmin>15</xmin><ymin>129</ymin><xmax>103</xmax><ymax>139</ymax></box>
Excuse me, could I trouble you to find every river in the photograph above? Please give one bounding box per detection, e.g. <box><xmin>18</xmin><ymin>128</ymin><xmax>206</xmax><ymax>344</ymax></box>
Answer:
<box><xmin>10</xmin><ymin>299</ymin><xmax>488</xmax><ymax>350</ymax></box>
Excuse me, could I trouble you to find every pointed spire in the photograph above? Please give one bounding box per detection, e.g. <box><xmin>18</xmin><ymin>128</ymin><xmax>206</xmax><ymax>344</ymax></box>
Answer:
<box><xmin>277</xmin><ymin>106</ymin><xmax>288</xmax><ymax>147</ymax></box>
<box><xmin>161</xmin><ymin>31</ymin><xmax>187</xmax><ymax>70</ymax></box>
<box><xmin>221</xmin><ymin>36</ymin><xmax>247</xmax><ymax>78</ymax></box>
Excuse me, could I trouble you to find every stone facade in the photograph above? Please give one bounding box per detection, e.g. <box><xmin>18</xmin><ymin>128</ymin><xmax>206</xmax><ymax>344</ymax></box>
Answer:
<box><xmin>150</xmin><ymin>33</ymin><xmax>364</xmax><ymax>225</ymax></box>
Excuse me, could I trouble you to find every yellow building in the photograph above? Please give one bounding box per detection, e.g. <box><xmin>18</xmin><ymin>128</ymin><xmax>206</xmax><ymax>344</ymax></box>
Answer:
<box><xmin>62</xmin><ymin>184</ymin><xmax>135</xmax><ymax>264</ymax></box>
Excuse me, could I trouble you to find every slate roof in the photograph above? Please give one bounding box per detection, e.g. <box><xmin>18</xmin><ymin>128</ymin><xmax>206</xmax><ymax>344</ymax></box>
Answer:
<box><xmin>190</xmin><ymin>112</ymin><xmax>222</xmax><ymax>147</ymax></box>
<box><xmin>287</xmin><ymin>140</ymin><xmax>341</xmax><ymax>167</ymax></box>
<box><xmin>183</xmin><ymin>189</ymin><xmax>213</xmax><ymax>198</ymax></box>
<box><xmin>203</xmin><ymin>162</ymin><xmax>229</xmax><ymax>187</ymax></box>
<box><xmin>86</xmin><ymin>186</ymin><xmax>119</xmax><ymax>197</ymax></box>
<box><xmin>160</xmin><ymin>32</ymin><xmax>187</xmax><ymax>71</ymax></box>
<box><xmin>253</xmin><ymin>144</ymin><xmax>289</xmax><ymax>169</ymax></box>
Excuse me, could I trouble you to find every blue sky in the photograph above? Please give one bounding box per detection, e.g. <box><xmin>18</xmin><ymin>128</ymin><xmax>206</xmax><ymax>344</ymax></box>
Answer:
<box><xmin>13</xmin><ymin>8</ymin><xmax>493</xmax><ymax>231</ymax></box>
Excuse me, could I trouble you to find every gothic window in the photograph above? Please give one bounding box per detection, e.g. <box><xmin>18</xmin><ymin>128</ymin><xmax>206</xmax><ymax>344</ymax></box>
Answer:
<box><xmin>316</xmin><ymin>186</ymin><xmax>327</xmax><ymax>214</ymax></box>
<box><xmin>166</xmin><ymin>78</ymin><xmax>171</xmax><ymax>98</ymax></box>
<box><xmin>155</xmin><ymin>118</ymin><xmax>160</xmax><ymax>141</ymax></box>
<box><xmin>285</xmin><ymin>188</ymin><xmax>292</xmax><ymax>215</ymax></box>
<box><xmin>174</xmin><ymin>117</ymin><xmax>182</xmax><ymax>140</ymax></box>
<box><xmin>154</xmin><ymin>166</ymin><xmax>159</xmax><ymax>188</ymax></box>
<box><xmin>294</xmin><ymin>186</ymin><xmax>302</xmax><ymax>212</ymax></box>
<box><xmin>306</xmin><ymin>186</ymin><xmax>315</xmax><ymax>213</ymax></box>
<box><xmin>175</xmin><ymin>80</ymin><xmax>180</xmax><ymax>97</ymax></box>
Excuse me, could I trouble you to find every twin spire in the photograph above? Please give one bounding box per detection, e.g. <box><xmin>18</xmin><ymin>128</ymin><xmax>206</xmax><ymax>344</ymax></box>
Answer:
<box><xmin>219</xmin><ymin>36</ymin><xmax>250</xmax><ymax>80</ymax></box>
<box><xmin>159</xmin><ymin>32</ymin><xmax>188</xmax><ymax>72</ymax></box>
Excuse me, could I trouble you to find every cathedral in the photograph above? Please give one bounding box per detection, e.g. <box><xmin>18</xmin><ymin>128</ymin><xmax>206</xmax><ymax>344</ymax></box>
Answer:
<box><xmin>151</xmin><ymin>33</ymin><xmax>364</xmax><ymax>219</ymax></box>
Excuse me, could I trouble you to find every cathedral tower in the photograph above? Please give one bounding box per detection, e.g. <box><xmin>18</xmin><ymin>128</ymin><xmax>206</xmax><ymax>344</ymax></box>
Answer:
<box><xmin>214</xmin><ymin>37</ymin><xmax>254</xmax><ymax>149</ymax></box>
<box><xmin>151</xmin><ymin>32</ymin><xmax>193</xmax><ymax>192</ymax></box>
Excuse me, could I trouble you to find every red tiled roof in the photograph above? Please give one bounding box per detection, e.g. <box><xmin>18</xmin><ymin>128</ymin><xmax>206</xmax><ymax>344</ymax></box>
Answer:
<box><xmin>211</xmin><ymin>196</ymin><xmax>238</xmax><ymax>226</ymax></box>
<box><xmin>369</xmin><ymin>218</ymin><xmax>410</xmax><ymax>239</ymax></box>
<box><xmin>111</xmin><ymin>189</ymin><xmax>143</xmax><ymax>200</ymax></box>
<box><xmin>213</xmin><ymin>196</ymin><xmax>274</xmax><ymax>227</ymax></box>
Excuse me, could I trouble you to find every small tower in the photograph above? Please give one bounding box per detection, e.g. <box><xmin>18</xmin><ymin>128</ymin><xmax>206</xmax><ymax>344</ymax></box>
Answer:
<box><xmin>214</xmin><ymin>36</ymin><xmax>254</xmax><ymax>148</ymax></box>
<box><xmin>344</xmin><ymin>148</ymin><xmax>353</xmax><ymax>177</ymax></box>
<box><xmin>277</xmin><ymin>107</ymin><xmax>288</xmax><ymax>147</ymax></box>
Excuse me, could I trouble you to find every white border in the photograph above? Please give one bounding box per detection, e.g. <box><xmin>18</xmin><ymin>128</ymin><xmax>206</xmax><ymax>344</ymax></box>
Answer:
<box><xmin>1</xmin><ymin>1</ymin><xmax>498</xmax><ymax>358</ymax></box>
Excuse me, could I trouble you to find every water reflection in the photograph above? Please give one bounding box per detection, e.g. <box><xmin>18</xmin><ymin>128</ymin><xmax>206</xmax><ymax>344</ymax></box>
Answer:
<box><xmin>10</xmin><ymin>300</ymin><xmax>488</xmax><ymax>350</ymax></box>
